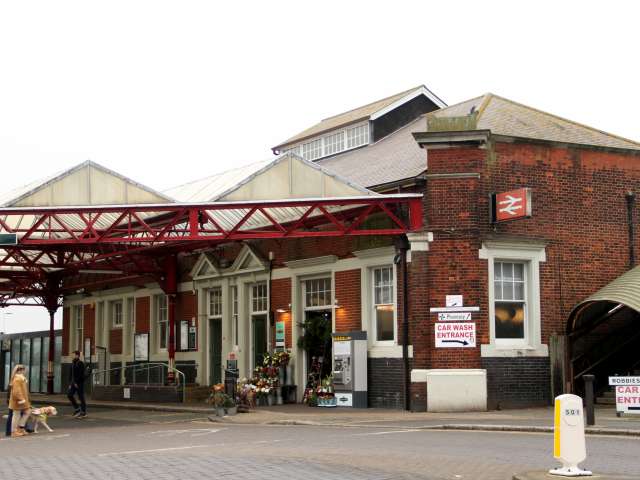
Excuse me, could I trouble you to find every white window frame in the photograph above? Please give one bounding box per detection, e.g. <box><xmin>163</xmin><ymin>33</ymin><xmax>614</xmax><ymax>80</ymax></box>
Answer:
<box><xmin>371</xmin><ymin>265</ymin><xmax>397</xmax><ymax>345</ymax></box>
<box><xmin>284</xmin><ymin>122</ymin><xmax>370</xmax><ymax>162</ymax></box>
<box><xmin>127</xmin><ymin>297</ymin><xmax>135</xmax><ymax>355</ymax></box>
<box><xmin>250</xmin><ymin>283</ymin><xmax>268</xmax><ymax>315</ymax></box>
<box><xmin>111</xmin><ymin>300</ymin><xmax>124</xmax><ymax>328</ymax></box>
<box><xmin>208</xmin><ymin>287</ymin><xmax>223</xmax><ymax>319</ymax></box>
<box><xmin>493</xmin><ymin>261</ymin><xmax>527</xmax><ymax>345</ymax></box>
<box><xmin>231</xmin><ymin>286</ymin><xmax>239</xmax><ymax>347</ymax></box>
<box><xmin>302</xmin><ymin>277</ymin><xmax>333</xmax><ymax>311</ymax></box>
<box><xmin>479</xmin><ymin>242</ymin><xmax>548</xmax><ymax>357</ymax></box>
<box><xmin>74</xmin><ymin>305</ymin><xmax>84</xmax><ymax>352</ymax></box>
<box><xmin>156</xmin><ymin>295</ymin><xmax>168</xmax><ymax>352</ymax></box>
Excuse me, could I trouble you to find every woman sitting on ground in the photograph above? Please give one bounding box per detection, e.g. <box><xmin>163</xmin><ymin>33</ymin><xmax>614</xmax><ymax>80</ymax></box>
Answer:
<box><xmin>8</xmin><ymin>364</ymin><xmax>31</xmax><ymax>438</ymax></box>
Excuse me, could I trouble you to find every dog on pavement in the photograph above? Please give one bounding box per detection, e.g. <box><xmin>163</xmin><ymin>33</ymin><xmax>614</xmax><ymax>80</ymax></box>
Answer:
<box><xmin>28</xmin><ymin>406</ymin><xmax>58</xmax><ymax>433</ymax></box>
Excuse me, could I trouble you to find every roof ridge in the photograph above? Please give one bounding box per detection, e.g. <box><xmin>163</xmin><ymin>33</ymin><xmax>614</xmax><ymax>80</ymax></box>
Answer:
<box><xmin>488</xmin><ymin>93</ymin><xmax>640</xmax><ymax>148</ymax></box>
<box><xmin>320</xmin><ymin>85</ymin><xmax>423</xmax><ymax>122</ymax></box>
<box><xmin>475</xmin><ymin>92</ymin><xmax>494</xmax><ymax>121</ymax></box>
<box><xmin>164</xmin><ymin>158</ymin><xmax>272</xmax><ymax>192</ymax></box>
<box><xmin>425</xmin><ymin>94</ymin><xmax>487</xmax><ymax>118</ymax></box>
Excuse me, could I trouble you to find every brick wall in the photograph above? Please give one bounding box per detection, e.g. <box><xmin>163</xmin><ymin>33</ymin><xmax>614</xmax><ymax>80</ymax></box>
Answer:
<box><xmin>271</xmin><ymin>277</ymin><xmax>292</xmax><ymax>348</ymax></box>
<box><xmin>482</xmin><ymin>357</ymin><xmax>551</xmax><ymax>409</ymax></box>
<box><xmin>176</xmin><ymin>292</ymin><xmax>197</xmax><ymax>351</ymax></box>
<box><xmin>424</xmin><ymin>140</ymin><xmax>640</xmax><ymax>407</ymax></box>
<box><xmin>136</xmin><ymin>297</ymin><xmax>150</xmax><ymax>333</ymax></box>
<box><xmin>110</xmin><ymin>328</ymin><xmax>122</xmax><ymax>354</ymax></box>
<box><xmin>82</xmin><ymin>304</ymin><xmax>95</xmax><ymax>355</ymax></box>
<box><xmin>334</xmin><ymin>269</ymin><xmax>361</xmax><ymax>332</ymax></box>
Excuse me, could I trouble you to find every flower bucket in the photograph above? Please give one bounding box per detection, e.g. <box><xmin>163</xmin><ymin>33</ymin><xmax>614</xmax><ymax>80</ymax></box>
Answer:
<box><xmin>225</xmin><ymin>406</ymin><xmax>237</xmax><ymax>416</ymax></box>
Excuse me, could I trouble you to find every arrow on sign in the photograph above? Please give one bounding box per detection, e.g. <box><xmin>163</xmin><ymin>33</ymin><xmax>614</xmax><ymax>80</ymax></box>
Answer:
<box><xmin>498</xmin><ymin>195</ymin><xmax>523</xmax><ymax>216</ymax></box>
<box><xmin>442</xmin><ymin>340</ymin><xmax>469</xmax><ymax>346</ymax></box>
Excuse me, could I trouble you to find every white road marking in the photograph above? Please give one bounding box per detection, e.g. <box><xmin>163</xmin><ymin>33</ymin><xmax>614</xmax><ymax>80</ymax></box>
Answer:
<box><xmin>99</xmin><ymin>445</ymin><xmax>209</xmax><ymax>457</ymax></box>
<box><xmin>351</xmin><ymin>429</ymin><xmax>419</xmax><ymax>436</ymax></box>
<box><xmin>140</xmin><ymin>427</ymin><xmax>225</xmax><ymax>437</ymax></box>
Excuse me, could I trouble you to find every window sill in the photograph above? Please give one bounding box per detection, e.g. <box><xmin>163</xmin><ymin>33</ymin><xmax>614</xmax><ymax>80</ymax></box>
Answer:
<box><xmin>480</xmin><ymin>343</ymin><xmax>548</xmax><ymax>358</ymax></box>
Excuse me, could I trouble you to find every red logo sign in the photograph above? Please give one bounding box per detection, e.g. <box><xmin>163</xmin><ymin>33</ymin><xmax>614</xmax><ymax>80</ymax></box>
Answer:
<box><xmin>493</xmin><ymin>188</ymin><xmax>532</xmax><ymax>222</ymax></box>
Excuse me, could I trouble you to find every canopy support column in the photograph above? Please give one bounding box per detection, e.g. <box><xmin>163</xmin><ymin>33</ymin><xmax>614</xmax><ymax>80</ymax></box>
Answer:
<box><xmin>163</xmin><ymin>255</ymin><xmax>178</xmax><ymax>383</ymax></box>
<box><xmin>44</xmin><ymin>274</ymin><xmax>62</xmax><ymax>394</ymax></box>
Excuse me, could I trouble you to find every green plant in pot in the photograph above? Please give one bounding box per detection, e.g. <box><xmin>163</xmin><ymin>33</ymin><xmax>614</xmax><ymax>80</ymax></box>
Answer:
<box><xmin>224</xmin><ymin>395</ymin><xmax>237</xmax><ymax>416</ymax></box>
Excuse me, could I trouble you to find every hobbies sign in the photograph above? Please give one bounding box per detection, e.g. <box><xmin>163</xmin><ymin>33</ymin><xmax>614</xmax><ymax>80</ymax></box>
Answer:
<box><xmin>609</xmin><ymin>376</ymin><xmax>640</xmax><ymax>414</ymax></box>
<box><xmin>435</xmin><ymin>322</ymin><xmax>476</xmax><ymax>348</ymax></box>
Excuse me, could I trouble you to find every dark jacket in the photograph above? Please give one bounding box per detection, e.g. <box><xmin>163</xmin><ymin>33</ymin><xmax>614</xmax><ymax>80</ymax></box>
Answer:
<box><xmin>71</xmin><ymin>358</ymin><xmax>86</xmax><ymax>385</ymax></box>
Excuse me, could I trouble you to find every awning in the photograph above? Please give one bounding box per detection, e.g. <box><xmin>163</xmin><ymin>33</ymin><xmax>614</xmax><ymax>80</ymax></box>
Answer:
<box><xmin>568</xmin><ymin>265</ymin><xmax>640</xmax><ymax>333</ymax></box>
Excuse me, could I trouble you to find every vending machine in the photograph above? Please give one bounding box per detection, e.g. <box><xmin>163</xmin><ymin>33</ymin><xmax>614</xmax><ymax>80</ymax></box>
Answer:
<box><xmin>332</xmin><ymin>331</ymin><xmax>367</xmax><ymax>408</ymax></box>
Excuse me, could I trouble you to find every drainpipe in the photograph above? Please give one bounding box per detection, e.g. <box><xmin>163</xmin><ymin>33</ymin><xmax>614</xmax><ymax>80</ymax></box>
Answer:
<box><xmin>394</xmin><ymin>235</ymin><xmax>411</xmax><ymax>411</ymax></box>
<box><xmin>626</xmin><ymin>191</ymin><xmax>636</xmax><ymax>269</ymax></box>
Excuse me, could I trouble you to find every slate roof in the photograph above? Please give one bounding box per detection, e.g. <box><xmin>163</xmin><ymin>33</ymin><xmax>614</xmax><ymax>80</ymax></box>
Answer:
<box><xmin>317</xmin><ymin>115</ymin><xmax>427</xmax><ymax>189</ymax></box>
<box><xmin>274</xmin><ymin>85</ymin><xmax>445</xmax><ymax>149</ymax></box>
<box><xmin>428</xmin><ymin>93</ymin><xmax>640</xmax><ymax>150</ymax></box>
<box><xmin>164</xmin><ymin>152</ymin><xmax>372</xmax><ymax>202</ymax></box>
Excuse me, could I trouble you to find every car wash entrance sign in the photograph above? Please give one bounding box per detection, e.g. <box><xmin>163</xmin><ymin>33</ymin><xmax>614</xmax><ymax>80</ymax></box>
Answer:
<box><xmin>490</xmin><ymin>188</ymin><xmax>532</xmax><ymax>223</ymax></box>
<box><xmin>609</xmin><ymin>376</ymin><xmax>640</xmax><ymax>415</ymax></box>
<box><xmin>435</xmin><ymin>322</ymin><xmax>476</xmax><ymax>348</ymax></box>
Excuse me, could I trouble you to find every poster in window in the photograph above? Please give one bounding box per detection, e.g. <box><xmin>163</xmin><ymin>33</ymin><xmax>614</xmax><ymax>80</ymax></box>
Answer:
<box><xmin>188</xmin><ymin>326</ymin><xmax>197</xmax><ymax>350</ymax></box>
<box><xmin>180</xmin><ymin>321</ymin><xmax>188</xmax><ymax>351</ymax></box>
<box><xmin>134</xmin><ymin>333</ymin><xmax>149</xmax><ymax>362</ymax></box>
<box><xmin>83</xmin><ymin>338</ymin><xmax>91</xmax><ymax>361</ymax></box>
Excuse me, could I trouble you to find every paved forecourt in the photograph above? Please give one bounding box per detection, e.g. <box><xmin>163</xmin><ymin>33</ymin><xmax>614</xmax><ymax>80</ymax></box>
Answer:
<box><xmin>2</xmin><ymin>405</ymin><xmax>640</xmax><ymax>480</ymax></box>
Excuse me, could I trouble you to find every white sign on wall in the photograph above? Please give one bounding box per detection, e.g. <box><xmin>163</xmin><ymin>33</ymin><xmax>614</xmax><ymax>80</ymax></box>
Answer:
<box><xmin>438</xmin><ymin>312</ymin><xmax>472</xmax><ymax>321</ymax></box>
<box><xmin>609</xmin><ymin>377</ymin><xmax>640</xmax><ymax>414</ymax></box>
<box><xmin>435</xmin><ymin>322</ymin><xmax>476</xmax><ymax>348</ymax></box>
<box><xmin>446</xmin><ymin>295</ymin><xmax>464</xmax><ymax>307</ymax></box>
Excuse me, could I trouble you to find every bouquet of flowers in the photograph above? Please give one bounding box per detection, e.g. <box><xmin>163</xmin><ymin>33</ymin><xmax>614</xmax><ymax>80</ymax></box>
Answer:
<box><xmin>272</xmin><ymin>350</ymin><xmax>290</xmax><ymax>368</ymax></box>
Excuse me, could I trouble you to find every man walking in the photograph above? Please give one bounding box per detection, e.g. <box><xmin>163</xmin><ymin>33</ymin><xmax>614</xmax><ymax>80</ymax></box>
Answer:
<box><xmin>68</xmin><ymin>350</ymin><xmax>87</xmax><ymax>418</ymax></box>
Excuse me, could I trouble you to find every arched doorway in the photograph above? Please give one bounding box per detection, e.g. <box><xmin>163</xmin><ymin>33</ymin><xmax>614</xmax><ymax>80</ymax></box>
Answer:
<box><xmin>567</xmin><ymin>266</ymin><xmax>640</xmax><ymax>399</ymax></box>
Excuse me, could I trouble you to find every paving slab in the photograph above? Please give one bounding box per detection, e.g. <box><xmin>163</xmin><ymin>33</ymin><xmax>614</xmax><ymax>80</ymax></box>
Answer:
<box><xmin>4</xmin><ymin>394</ymin><xmax>640</xmax><ymax>437</ymax></box>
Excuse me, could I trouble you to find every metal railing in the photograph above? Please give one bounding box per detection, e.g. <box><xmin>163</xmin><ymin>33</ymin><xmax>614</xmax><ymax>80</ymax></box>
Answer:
<box><xmin>91</xmin><ymin>363</ymin><xmax>186</xmax><ymax>403</ymax></box>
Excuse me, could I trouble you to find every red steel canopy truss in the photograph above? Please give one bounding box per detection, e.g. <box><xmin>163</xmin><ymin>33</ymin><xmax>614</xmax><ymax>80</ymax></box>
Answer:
<box><xmin>0</xmin><ymin>194</ymin><xmax>423</xmax><ymax>302</ymax></box>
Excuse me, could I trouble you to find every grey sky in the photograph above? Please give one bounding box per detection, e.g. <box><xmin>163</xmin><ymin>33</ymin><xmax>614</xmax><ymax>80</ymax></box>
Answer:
<box><xmin>1</xmin><ymin>0</ymin><xmax>638</xmax><ymax>333</ymax></box>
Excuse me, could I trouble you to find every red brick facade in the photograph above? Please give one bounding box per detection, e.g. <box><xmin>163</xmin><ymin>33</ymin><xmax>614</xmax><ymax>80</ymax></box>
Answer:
<box><xmin>135</xmin><ymin>297</ymin><xmax>150</xmax><ymax>334</ymax></box>
<box><xmin>334</xmin><ymin>269</ymin><xmax>362</xmax><ymax>333</ymax></box>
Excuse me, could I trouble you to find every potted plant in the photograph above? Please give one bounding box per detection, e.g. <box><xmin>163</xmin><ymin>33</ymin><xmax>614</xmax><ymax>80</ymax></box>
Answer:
<box><xmin>207</xmin><ymin>383</ymin><xmax>229</xmax><ymax>416</ymax></box>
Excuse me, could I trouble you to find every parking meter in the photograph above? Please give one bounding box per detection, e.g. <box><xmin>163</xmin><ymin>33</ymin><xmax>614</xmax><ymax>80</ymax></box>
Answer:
<box><xmin>549</xmin><ymin>394</ymin><xmax>592</xmax><ymax>477</ymax></box>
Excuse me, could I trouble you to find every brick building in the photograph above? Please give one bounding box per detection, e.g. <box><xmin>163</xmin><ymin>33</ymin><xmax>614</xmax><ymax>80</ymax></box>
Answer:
<box><xmin>2</xmin><ymin>87</ymin><xmax>639</xmax><ymax>411</ymax></box>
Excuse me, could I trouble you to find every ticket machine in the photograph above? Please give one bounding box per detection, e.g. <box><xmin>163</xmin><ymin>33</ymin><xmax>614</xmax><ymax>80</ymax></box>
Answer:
<box><xmin>332</xmin><ymin>331</ymin><xmax>367</xmax><ymax>408</ymax></box>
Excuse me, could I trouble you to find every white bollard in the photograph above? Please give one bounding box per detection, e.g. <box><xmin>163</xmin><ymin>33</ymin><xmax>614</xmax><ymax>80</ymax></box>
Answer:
<box><xmin>549</xmin><ymin>394</ymin><xmax>592</xmax><ymax>477</ymax></box>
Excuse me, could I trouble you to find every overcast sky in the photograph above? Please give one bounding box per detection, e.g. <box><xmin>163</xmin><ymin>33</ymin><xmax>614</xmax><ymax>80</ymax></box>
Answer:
<box><xmin>1</xmin><ymin>0</ymin><xmax>638</xmax><ymax>333</ymax></box>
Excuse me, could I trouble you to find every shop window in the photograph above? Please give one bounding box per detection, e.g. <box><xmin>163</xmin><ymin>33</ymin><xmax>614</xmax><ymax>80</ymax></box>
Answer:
<box><xmin>179</xmin><ymin>320</ymin><xmax>197</xmax><ymax>351</ymax></box>
<box><xmin>373</xmin><ymin>266</ymin><xmax>395</xmax><ymax>342</ymax></box>
<box><xmin>111</xmin><ymin>300</ymin><xmax>123</xmax><ymax>328</ymax></box>
<box><xmin>156</xmin><ymin>295</ymin><xmax>168</xmax><ymax>351</ymax></box>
